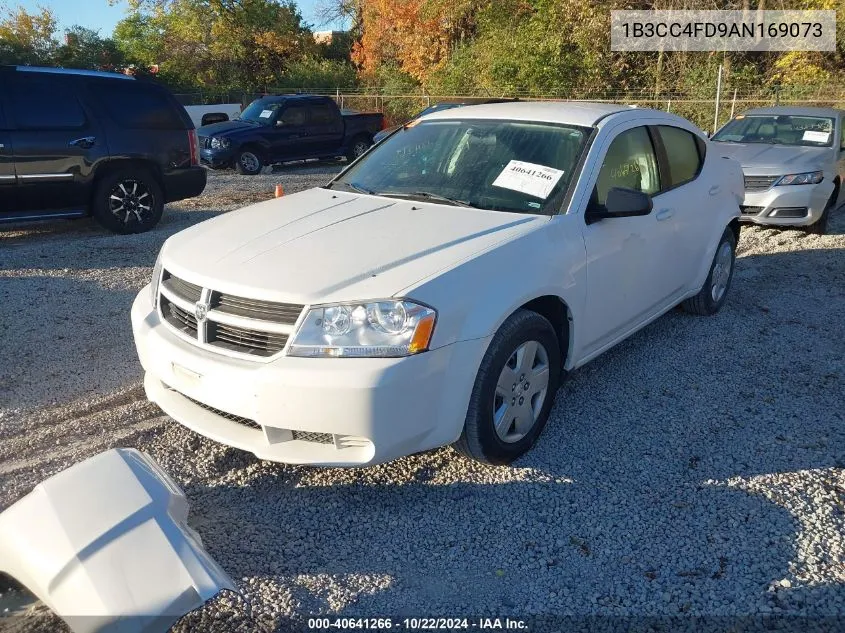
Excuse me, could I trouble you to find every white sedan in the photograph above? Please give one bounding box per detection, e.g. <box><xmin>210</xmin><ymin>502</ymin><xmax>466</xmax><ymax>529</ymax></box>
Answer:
<box><xmin>131</xmin><ymin>102</ymin><xmax>743</xmax><ymax>466</ymax></box>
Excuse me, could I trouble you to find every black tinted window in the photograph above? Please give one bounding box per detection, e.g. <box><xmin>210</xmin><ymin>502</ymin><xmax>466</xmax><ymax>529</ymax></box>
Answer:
<box><xmin>10</xmin><ymin>77</ymin><xmax>86</xmax><ymax>129</ymax></box>
<box><xmin>90</xmin><ymin>82</ymin><xmax>184</xmax><ymax>129</ymax></box>
<box><xmin>278</xmin><ymin>106</ymin><xmax>308</xmax><ymax>126</ymax></box>
<box><xmin>310</xmin><ymin>104</ymin><xmax>336</xmax><ymax>125</ymax></box>
<box><xmin>658</xmin><ymin>126</ymin><xmax>703</xmax><ymax>188</ymax></box>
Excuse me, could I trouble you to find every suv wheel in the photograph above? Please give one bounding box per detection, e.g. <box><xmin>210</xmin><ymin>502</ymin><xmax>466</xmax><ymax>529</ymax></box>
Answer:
<box><xmin>454</xmin><ymin>309</ymin><xmax>561</xmax><ymax>465</ymax></box>
<box><xmin>236</xmin><ymin>149</ymin><xmax>263</xmax><ymax>175</ymax></box>
<box><xmin>92</xmin><ymin>169</ymin><xmax>163</xmax><ymax>234</ymax></box>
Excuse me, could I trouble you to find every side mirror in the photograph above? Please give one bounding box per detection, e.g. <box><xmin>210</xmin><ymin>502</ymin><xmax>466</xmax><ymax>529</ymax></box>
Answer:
<box><xmin>586</xmin><ymin>187</ymin><xmax>653</xmax><ymax>224</ymax></box>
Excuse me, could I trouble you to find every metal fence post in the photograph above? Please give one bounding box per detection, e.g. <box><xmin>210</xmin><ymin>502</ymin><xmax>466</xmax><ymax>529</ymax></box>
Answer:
<box><xmin>713</xmin><ymin>64</ymin><xmax>723</xmax><ymax>134</ymax></box>
<box><xmin>729</xmin><ymin>88</ymin><xmax>737</xmax><ymax>120</ymax></box>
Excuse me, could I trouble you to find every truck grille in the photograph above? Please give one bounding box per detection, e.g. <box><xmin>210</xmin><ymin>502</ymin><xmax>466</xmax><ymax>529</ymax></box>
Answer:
<box><xmin>744</xmin><ymin>175</ymin><xmax>779</xmax><ymax>192</ymax></box>
<box><xmin>198</xmin><ymin>135</ymin><xmax>211</xmax><ymax>149</ymax></box>
<box><xmin>157</xmin><ymin>270</ymin><xmax>304</xmax><ymax>359</ymax></box>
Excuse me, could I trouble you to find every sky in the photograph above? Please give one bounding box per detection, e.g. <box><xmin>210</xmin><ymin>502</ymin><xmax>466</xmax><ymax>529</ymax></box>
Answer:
<box><xmin>5</xmin><ymin>0</ymin><xmax>345</xmax><ymax>35</ymax></box>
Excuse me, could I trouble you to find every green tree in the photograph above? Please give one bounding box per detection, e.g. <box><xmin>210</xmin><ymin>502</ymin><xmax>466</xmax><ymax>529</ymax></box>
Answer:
<box><xmin>0</xmin><ymin>5</ymin><xmax>57</xmax><ymax>65</ymax></box>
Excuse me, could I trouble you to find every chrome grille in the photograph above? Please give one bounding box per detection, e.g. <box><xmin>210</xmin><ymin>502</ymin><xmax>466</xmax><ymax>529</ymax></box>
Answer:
<box><xmin>158</xmin><ymin>269</ymin><xmax>304</xmax><ymax>359</ymax></box>
<box><xmin>211</xmin><ymin>292</ymin><xmax>303</xmax><ymax>323</ymax></box>
<box><xmin>162</xmin><ymin>272</ymin><xmax>202</xmax><ymax>303</ymax></box>
<box><xmin>744</xmin><ymin>175</ymin><xmax>779</xmax><ymax>192</ymax></box>
<box><xmin>208</xmin><ymin>322</ymin><xmax>288</xmax><ymax>357</ymax></box>
<box><xmin>160</xmin><ymin>296</ymin><xmax>198</xmax><ymax>336</ymax></box>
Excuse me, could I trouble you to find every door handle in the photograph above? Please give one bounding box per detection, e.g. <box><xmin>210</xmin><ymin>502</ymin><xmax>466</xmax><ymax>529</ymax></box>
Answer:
<box><xmin>656</xmin><ymin>208</ymin><xmax>674</xmax><ymax>221</ymax></box>
<box><xmin>69</xmin><ymin>136</ymin><xmax>96</xmax><ymax>149</ymax></box>
<box><xmin>709</xmin><ymin>185</ymin><xmax>721</xmax><ymax>195</ymax></box>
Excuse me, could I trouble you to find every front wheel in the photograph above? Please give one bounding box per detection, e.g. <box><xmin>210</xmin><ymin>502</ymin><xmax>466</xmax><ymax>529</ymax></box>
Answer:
<box><xmin>804</xmin><ymin>186</ymin><xmax>838</xmax><ymax>235</ymax></box>
<box><xmin>92</xmin><ymin>168</ymin><xmax>164</xmax><ymax>234</ymax></box>
<box><xmin>235</xmin><ymin>149</ymin><xmax>263</xmax><ymax>175</ymax></box>
<box><xmin>454</xmin><ymin>310</ymin><xmax>561</xmax><ymax>465</ymax></box>
<box><xmin>681</xmin><ymin>227</ymin><xmax>736</xmax><ymax>316</ymax></box>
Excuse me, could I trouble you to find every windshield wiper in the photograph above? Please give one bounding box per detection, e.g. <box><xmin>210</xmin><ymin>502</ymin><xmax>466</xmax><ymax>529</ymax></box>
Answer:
<box><xmin>378</xmin><ymin>191</ymin><xmax>476</xmax><ymax>208</ymax></box>
<box><xmin>326</xmin><ymin>181</ymin><xmax>376</xmax><ymax>195</ymax></box>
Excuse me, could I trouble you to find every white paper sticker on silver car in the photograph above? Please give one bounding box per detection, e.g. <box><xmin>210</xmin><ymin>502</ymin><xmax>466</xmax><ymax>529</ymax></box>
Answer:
<box><xmin>802</xmin><ymin>130</ymin><xmax>830</xmax><ymax>143</ymax></box>
<box><xmin>492</xmin><ymin>160</ymin><xmax>565</xmax><ymax>200</ymax></box>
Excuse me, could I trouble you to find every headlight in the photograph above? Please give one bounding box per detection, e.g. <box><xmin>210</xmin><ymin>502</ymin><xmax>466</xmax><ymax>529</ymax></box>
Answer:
<box><xmin>288</xmin><ymin>300</ymin><xmax>437</xmax><ymax>358</ymax></box>
<box><xmin>776</xmin><ymin>171</ymin><xmax>823</xmax><ymax>186</ymax></box>
<box><xmin>210</xmin><ymin>137</ymin><xmax>230</xmax><ymax>150</ymax></box>
<box><xmin>150</xmin><ymin>251</ymin><xmax>163</xmax><ymax>309</ymax></box>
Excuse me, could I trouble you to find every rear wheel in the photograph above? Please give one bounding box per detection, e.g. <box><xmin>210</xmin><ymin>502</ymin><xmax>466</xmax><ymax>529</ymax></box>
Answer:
<box><xmin>345</xmin><ymin>137</ymin><xmax>371</xmax><ymax>162</ymax></box>
<box><xmin>454</xmin><ymin>310</ymin><xmax>561</xmax><ymax>465</ymax></box>
<box><xmin>236</xmin><ymin>148</ymin><xmax>263</xmax><ymax>175</ymax></box>
<box><xmin>92</xmin><ymin>168</ymin><xmax>163</xmax><ymax>234</ymax></box>
<box><xmin>681</xmin><ymin>227</ymin><xmax>736</xmax><ymax>316</ymax></box>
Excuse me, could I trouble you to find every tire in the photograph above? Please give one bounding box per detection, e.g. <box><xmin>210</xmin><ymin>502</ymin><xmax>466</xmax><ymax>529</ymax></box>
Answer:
<box><xmin>454</xmin><ymin>309</ymin><xmax>562</xmax><ymax>465</ymax></box>
<box><xmin>92</xmin><ymin>168</ymin><xmax>164</xmax><ymax>234</ymax></box>
<box><xmin>235</xmin><ymin>148</ymin><xmax>263</xmax><ymax>175</ymax></box>
<box><xmin>681</xmin><ymin>227</ymin><xmax>736</xmax><ymax>316</ymax></box>
<box><xmin>345</xmin><ymin>136</ymin><xmax>371</xmax><ymax>162</ymax></box>
<box><xmin>804</xmin><ymin>185</ymin><xmax>838</xmax><ymax>235</ymax></box>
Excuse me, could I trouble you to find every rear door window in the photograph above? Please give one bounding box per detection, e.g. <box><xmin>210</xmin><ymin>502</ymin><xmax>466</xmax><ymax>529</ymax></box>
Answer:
<box><xmin>310</xmin><ymin>103</ymin><xmax>337</xmax><ymax>125</ymax></box>
<box><xmin>89</xmin><ymin>82</ymin><xmax>184</xmax><ymax>129</ymax></box>
<box><xmin>9</xmin><ymin>76</ymin><xmax>86</xmax><ymax>129</ymax></box>
<box><xmin>656</xmin><ymin>125</ymin><xmax>705</xmax><ymax>189</ymax></box>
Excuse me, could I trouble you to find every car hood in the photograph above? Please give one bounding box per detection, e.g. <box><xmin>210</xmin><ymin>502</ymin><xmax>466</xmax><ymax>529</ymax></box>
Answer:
<box><xmin>197</xmin><ymin>119</ymin><xmax>260</xmax><ymax>137</ymax></box>
<box><xmin>712</xmin><ymin>142</ymin><xmax>831</xmax><ymax>174</ymax></box>
<box><xmin>161</xmin><ymin>188</ymin><xmax>545</xmax><ymax>305</ymax></box>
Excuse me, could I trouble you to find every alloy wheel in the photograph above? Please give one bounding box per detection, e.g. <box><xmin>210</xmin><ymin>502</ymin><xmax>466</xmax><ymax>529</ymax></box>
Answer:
<box><xmin>109</xmin><ymin>180</ymin><xmax>153</xmax><ymax>224</ymax></box>
<box><xmin>239</xmin><ymin>151</ymin><xmax>260</xmax><ymax>173</ymax></box>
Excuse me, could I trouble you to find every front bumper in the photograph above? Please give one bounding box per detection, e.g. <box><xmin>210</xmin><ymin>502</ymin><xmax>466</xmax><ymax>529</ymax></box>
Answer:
<box><xmin>739</xmin><ymin>180</ymin><xmax>834</xmax><ymax>227</ymax></box>
<box><xmin>200</xmin><ymin>147</ymin><xmax>235</xmax><ymax>169</ymax></box>
<box><xmin>131</xmin><ymin>288</ymin><xmax>488</xmax><ymax>466</ymax></box>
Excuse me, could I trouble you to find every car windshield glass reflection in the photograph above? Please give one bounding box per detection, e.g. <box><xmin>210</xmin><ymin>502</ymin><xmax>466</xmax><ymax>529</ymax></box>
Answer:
<box><xmin>331</xmin><ymin>119</ymin><xmax>590</xmax><ymax>215</ymax></box>
<box><xmin>712</xmin><ymin>115</ymin><xmax>835</xmax><ymax>147</ymax></box>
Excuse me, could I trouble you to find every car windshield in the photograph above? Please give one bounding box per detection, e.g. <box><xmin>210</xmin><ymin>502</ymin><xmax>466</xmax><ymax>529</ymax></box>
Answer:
<box><xmin>331</xmin><ymin>119</ymin><xmax>591</xmax><ymax>215</ymax></box>
<box><xmin>712</xmin><ymin>114</ymin><xmax>835</xmax><ymax>147</ymax></box>
<box><xmin>238</xmin><ymin>100</ymin><xmax>282</xmax><ymax>125</ymax></box>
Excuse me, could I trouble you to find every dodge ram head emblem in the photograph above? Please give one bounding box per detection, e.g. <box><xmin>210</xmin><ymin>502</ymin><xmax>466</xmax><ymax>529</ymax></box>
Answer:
<box><xmin>194</xmin><ymin>301</ymin><xmax>209</xmax><ymax>322</ymax></box>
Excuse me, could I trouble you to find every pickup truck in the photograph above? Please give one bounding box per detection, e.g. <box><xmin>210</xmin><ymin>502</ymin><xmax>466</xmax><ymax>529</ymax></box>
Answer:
<box><xmin>197</xmin><ymin>94</ymin><xmax>386</xmax><ymax>175</ymax></box>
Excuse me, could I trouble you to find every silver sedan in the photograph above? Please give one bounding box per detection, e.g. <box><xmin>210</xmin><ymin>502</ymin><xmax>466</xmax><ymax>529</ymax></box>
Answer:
<box><xmin>711</xmin><ymin>106</ymin><xmax>844</xmax><ymax>234</ymax></box>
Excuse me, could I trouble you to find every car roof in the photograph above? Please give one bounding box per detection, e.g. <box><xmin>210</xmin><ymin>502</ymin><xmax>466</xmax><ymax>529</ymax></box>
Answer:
<box><xmin>420</xmin><ymin>101</ymin><xmax>638</xmax><ymax>127</ymax></box>
<box><xmin>1</xmin><ymin>65</ymin><xmax>134</xmax><ymax>80</ymax></box>
<box><xmin>742</xmin><ymin>106</ymin><xmax>843</xmax><ymax>118</ymax></box>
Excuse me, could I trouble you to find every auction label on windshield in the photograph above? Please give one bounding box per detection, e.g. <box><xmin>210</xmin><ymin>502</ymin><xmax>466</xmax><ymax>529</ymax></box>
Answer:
<box><xmin>492</xmin><ymin>160</ymin><xmax>564</xmax><ymax>200</ymax></box>
<box><xmin>259</xmin><ymin>109</ymin><xmax>274</xmax><ymax>118</ymax></box>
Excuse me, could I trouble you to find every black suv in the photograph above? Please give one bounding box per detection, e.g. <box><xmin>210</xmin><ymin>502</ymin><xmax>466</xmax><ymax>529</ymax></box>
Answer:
<box><xmin>0</xmin><ymin>66</ymin><xmax>206</xmax><ymax>234</ymax></box>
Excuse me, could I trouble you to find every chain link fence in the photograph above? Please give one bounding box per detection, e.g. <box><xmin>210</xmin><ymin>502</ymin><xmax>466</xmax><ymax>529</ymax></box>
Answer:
<box><xmin>174</xmin><ymin>84</ymin><xmax>845</xmax><ymax>132</ymax></box>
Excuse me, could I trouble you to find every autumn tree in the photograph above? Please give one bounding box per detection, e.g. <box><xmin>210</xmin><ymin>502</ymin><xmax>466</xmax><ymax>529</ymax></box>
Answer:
<box><xmin>0</xmin><ymin>5</ymin><xmax>57</xmax><ymax>65</ymax></box>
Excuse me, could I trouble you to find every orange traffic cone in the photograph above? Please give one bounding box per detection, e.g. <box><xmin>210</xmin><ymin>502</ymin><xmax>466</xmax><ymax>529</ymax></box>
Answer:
<box><xmin>274</xmin><ymin>184</ymin><xmax>285</xmax><ymax>198</ymax></box>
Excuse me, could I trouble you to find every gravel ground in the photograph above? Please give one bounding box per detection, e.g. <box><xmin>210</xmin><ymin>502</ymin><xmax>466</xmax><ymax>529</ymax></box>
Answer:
<box><xmin>1</xmin><ymin>165</ymin><xmax>844</xmax><ymax>632</ymax></box>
